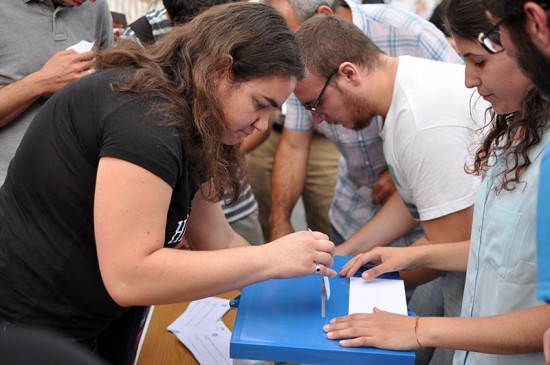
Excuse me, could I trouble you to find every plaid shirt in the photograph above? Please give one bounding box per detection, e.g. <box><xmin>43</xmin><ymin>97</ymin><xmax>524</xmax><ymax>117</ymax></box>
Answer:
<box><xmin>107</xmin><ymin>0</ymin><xmax>163</xmax><ymax>24</ymax></box>
<box><xmin>120</xmin><ymin>7</ymin><xmax>172</xmax><ymax>44</ymax></box>
<box><xmin>284</xmin><ymin>0</ymin><xmax>463</xmax><ymax>241</ymax></box>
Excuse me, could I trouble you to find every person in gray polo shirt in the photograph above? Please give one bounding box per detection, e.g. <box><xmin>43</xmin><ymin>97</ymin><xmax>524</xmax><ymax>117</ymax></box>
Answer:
<box><xmin>0</xmin><ymin>0</ymin><xmax>113</xmax><ymax>184</ymax></box>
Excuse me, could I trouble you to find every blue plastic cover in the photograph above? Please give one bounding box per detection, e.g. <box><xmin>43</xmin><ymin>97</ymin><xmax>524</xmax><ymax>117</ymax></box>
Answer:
<box><xmin>230</xmin><ymin>256</ymin><xmax>415</xmax><ymax>364</ymax></box>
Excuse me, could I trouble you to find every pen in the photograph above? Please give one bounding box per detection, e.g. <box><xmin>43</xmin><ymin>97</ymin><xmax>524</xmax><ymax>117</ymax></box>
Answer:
<box><xmin>310</xmin><ymin>228</ymin><xmax>328</xmax><ymax>317</ymax></box>
<box><xmin>307</xmin><ymin>227</ymin><xmax>327</xmax><ymax>318</ymax></box>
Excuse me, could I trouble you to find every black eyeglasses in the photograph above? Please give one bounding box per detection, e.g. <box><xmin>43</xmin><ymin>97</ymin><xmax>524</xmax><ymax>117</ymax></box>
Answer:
<box><xmin>478</xmin><ymin>17</ymin><xmax>506</xmax><ymax>54</ymax></box>
<box><xmin>303</xmin><ymin>68</ymin><xmax>338</xmax><ymax>114</ymax></box>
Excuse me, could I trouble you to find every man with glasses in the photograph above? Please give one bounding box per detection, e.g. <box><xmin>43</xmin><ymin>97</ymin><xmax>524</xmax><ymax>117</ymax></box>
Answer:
<box><xmin>482</xmin><ymin>0</ymin><xmax>550</xmax><ymax>95</ymax></box>
<box><xmin>480</xmin><ymin>1</ymin><xmax>550</xmax><ymax>363</ymax></box>
<box><xmin>265</xmin><ymin>0</ymin><xmax>461</xmax><ymax>245</ymax></box>
<box><xmin>265</xmin><ymin>4</ymin><xmax>461</xmax><ymax>362</ymax></box>
<box><xmin>293</xmin><ymin>13</ymin><xmax>489</xmax><ymax>365</ymax></box>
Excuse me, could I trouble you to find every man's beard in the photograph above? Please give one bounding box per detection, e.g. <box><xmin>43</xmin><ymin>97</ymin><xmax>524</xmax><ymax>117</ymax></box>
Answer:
<box><xmin>512</xmin><ymin>26</ymin><xmax>550</xmax><ymax>99</ymax></box>
<box><xmin>343</xmin><ymin>89</ymin><xmax>375</xmax><ymax>131</ymax></box>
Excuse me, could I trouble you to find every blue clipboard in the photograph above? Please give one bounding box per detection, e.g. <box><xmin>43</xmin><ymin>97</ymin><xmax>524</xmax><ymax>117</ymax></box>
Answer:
<box><xmin>230</xmin><ymin>256</ymin><xmax>415</xmax><ymax>364</ymax></box>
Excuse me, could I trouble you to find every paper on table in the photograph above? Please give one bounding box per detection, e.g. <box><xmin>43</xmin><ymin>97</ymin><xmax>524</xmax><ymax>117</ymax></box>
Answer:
<box><xmin>168</xmin><ymin>297</ymin><xmax>232</xmax><ymax>365</ymax></box>
<box><xmin>348</xmin><ymin>277</ymin><xmax>407</xmax><ymax>315</ymax></box>
<box><xmin>174</xmin><ymin>322</ymin><xmax>232</xmax><ymax>365</ymax></box>
<box><xmin>66</xmin><ymin>40</ymin><xmax>95</xmax><ymax>53</ymax></box>
<box><xmin>168</xmin><ymin>297</ymin><xmax>229</xmax><ymax>331</ymax></box>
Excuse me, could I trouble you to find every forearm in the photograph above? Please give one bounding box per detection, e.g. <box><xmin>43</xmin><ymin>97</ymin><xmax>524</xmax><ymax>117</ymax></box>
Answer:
<box><xmin>402</xmin><ymin>207</ymin><xmax>473</xmax><ymax>286</ymax></box>
<box><xmin>413</xmin><ymin>241</ymin><xmax>469</xmax><ymax>272</ymax></box>
<box><xmin>109</xmin><ymin>244</ymin><xmax>275</xmax><ymax>306</ymax></box>
<box><xmin>420</xmin><ymin>305</ymin><xmax>550</xmax><ymax>354</ymax></box>
<box><xmin>543</xmin><ymin>327</ymin><xmax>550</xmax><ymax>364</ymax></box>
<box><xmin>400</xmin><ymin>240</ymin><xmax>469</xmax><ymax>288</ymax></box>
<box><xmin>0</xmin><ymin>74</ymin><xmax>45</xmax><ymax>127</ymax></box>
<box><xmin>269</xmin><ymin>129</ymin><xmax>311</xmax><ymax>237</ymax></box>
<box><xmin>0</xmin><ymin>49</ymin><xmax>95</xmax><ymax>127</ymax></box>
<box><xmin>336</xmin><ymin>192</ymin><xmax>417</xmax><ymax>256</ymax></box>
<box><xmin>102</xmin><ymin>229</ymin><xmax>335</xmax><ymax>306</ymax></box>
<box><xmin>186</xmin><ymin>188</ymin><xmax>251</xmax><ymax>250</ymax></box>
<box><xmin>270</xmin><ymin>166</ymin><xmax>305</xmax><ymax>226</ymax></box>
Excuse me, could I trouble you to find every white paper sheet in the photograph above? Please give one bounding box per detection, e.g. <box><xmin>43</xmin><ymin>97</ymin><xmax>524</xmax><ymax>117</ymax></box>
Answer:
<box><xmin>174</xmin><ymin>322</ymin><xmax>232</xmax><ymax>365</ymax></box>
<box><xmin>168</xmin><ymin>297</ymin><xmax>232</xmax><ymax>365</ymax></box>
<box><xmin>348</xmin><ymin>277</ymin><xmax>407</xmax><ymax>315</ymax></box>
<box><xmin>66</xmin><ymin>40</ymin><xmax>95</xmax><ymax>53</ymax></box>
<box><xmin>167</xmin><ymin>297</ymin><xmax>229</xmax><ymax>331</ymax></box>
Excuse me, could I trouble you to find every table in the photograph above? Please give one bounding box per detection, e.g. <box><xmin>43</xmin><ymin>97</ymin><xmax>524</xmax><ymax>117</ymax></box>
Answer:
<box><xmin>135</xmin><ymin>291</ymin><xmax>240</xmax><ymax>365</ymax></box>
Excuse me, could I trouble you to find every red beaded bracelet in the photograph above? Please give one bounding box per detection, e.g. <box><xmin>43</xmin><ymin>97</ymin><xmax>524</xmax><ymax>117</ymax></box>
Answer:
<box><xmin>415</xmin><ymin>316</ymin><xmax>424</xmax><ymax>350</ymax></box>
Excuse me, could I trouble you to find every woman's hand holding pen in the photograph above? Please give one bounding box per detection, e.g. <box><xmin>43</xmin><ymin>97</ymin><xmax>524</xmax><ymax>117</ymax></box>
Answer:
<box><xmin>265</xmin><ymin>230</ymin><xmax>336</xmax><ymax>279</ymax></box>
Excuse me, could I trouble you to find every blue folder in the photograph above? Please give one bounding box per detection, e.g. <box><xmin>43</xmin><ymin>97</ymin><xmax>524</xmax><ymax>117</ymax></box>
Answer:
<box><xmin>230</xmin><ymin>256</ymin><xmax>415</xmax><ymax>364</ymax></box>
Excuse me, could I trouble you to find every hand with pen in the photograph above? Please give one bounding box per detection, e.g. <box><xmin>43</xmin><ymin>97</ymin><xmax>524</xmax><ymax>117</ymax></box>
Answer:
<box><xmin>265</xmin><ymin>230</ymin><xmax>337</xmax><ymax>278</ymax></box>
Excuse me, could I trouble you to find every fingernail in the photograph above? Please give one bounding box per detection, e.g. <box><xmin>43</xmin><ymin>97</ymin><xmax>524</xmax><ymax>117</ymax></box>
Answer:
<box><xmin>362</xmin><ymin>272</ymin><xmax>370</xmax><ymax>279</ymax></box>
<box><xmin>327</xmin><ymin>332</ymin><xmax>333</xmax><ymax>338</ymax></box>
<box><xmin>323</xmin><ymin>324</ymin><xmax>329</xmax><ymax>331</ymax></box>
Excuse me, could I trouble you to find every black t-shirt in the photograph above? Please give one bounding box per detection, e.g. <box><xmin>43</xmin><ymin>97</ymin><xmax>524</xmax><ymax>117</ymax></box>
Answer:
<box><xmin>0</xmin><ymin>69</ymin><xmax>198</xmax><ymax>340</ymax></box>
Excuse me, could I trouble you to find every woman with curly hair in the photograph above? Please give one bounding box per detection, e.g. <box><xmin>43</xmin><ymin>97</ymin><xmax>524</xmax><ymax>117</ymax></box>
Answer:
<box><xmin>0</xmin><ymin>2</ymin><xmax>336</xmax><ymax>363</ymax></box>
<box><xmin>321</xmin><ymin>0</ymin><xmax>550</xmax><ymax>363</ymax></box>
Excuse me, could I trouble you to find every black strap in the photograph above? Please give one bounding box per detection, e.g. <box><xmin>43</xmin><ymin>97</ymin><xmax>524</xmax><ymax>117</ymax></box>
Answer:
<box><xmin>128</xmin><ymin>16</ymin><xmax>155</xmax><ymax>44</ymax></box>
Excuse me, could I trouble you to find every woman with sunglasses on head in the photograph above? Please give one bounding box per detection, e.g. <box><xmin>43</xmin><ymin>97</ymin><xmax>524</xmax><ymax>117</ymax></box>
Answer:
<box><xmin>0</xmin><ymin>3</ymin><xmax>337</xmax><ymax>363</ymax></box>
<box><xmin>321</xmin><ymin>0</ymin><xmax>550</xmax><ymax>363</ymax></box>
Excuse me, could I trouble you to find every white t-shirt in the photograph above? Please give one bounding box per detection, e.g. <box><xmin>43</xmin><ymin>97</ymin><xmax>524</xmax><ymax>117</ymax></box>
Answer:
<box><xmin>380</xmin><ymin>56</ymin><xmax>488</xmax><ymax>221</ymax></box>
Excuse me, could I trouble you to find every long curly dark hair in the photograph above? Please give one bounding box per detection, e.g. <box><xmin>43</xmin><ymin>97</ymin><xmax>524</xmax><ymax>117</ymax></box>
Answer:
<box><xmin>444</xmin><ymin>0</ymin><xmax>550</xmax><ymax>191</ymax></box>
<box><xmin>94</xmin><ymin>2</ymin><xmax>304</xmax><ymax>202</ymax></box>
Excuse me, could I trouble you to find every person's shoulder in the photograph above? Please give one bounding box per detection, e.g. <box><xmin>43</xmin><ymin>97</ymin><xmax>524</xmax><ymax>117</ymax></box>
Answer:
<box><xmin>396</xmin><ymin>57</ymin><xmax>467</xmax><ymax>98</ymax></box>
<box><xmin>357</xmin><ymin>3</ymin><xmax>438</xmax><ymax>32</ymax></box>
<box><xmin>145</xmin><ymin>7</ymin><xmax>171</xmax><ymax>33</ymax></box>
<box><xmin>145</xmin><ymin>7</ymin><xmax>168</xmax><ymax>22</ymax></box>
<box><xmin>398</xmin><ymin>55</ymin><xmax>463</xmax><ymax>74</ymax></box>
<box><xmin>395</xmin><ymin>57</ymin><xmax>466</xmax><ymax>96</ymax></box>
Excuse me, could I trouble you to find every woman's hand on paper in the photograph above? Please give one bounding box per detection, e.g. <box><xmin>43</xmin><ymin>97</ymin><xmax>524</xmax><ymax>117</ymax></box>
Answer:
<box><xmin>339</xmin><ymin>246</ymin><xmax>420</xmax><ymax>280</ymax></box>
<box><xmin>323</xmin><ymin>308</ymin><xmax>418</xmax><ymax>350</ymax></box>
